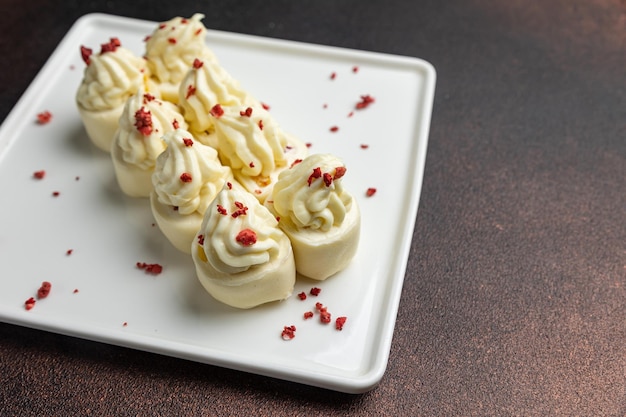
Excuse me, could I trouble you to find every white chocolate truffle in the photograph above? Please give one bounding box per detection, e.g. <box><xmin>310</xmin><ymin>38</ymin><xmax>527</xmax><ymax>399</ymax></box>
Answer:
<box><xmin>144</xmin><ymin>14</ymin><xmax>216</xmax><ymax>103</ymax></box>
<box><xmin>111</xmin><ymin>90</ymin><xmax>187</xmax><ymax>197</ymax></box>
<box><xmin>192</xmin><ymin>186</ymin><xmax>295</xmax><ymax>309</ymax></box>
<box><xmin>209</xmin><ymin>103</ymin><xmax>308</xmax><ymax>203</ymax></box>
<box><xmin>76</xmin><ymin>38</ymin><xmax>148</xmax><ymax>152</ymax></box>
<box><xmin>150</xmin><ymin>129</ymin><xmax>232</xmax><ymax>253</ymax></box>
<box><xmin>265</xmin><ymin>154</ymin><xmax>360</xmax><ymax>280</ymax></box>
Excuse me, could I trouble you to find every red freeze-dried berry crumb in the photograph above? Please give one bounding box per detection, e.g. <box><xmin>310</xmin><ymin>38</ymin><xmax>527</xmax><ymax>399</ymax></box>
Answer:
<box><xmin>307</xmin><ymin>167</ymin><xmax>322</xmax><ymax>186</ymax></box>
<box><xmin>192</xmin><ymin>58</ymin><xmax>203</xmax><ymax>69</ymax></box>
<box><xmin>226</xmin><ymin>182</ymin><xmax>233</xmax><ymax>189</ymax></box>
<box><xmin>304</xmin><ymin>311</ymin><xmax>314</xmax><ymax>320</ymax></box>
<box><xmin>310</xmin><ymin>287</ymin><xmax>322</xmax><ymax>296</ymax></box>
<box><xmin>217</xmin><ymin>205</ymin><xmax>227</xmax><ymax>215</ymax></box>
<box><xmin>134</xmin><ymin>107</ymin><xmax>153</xmax><ymax>135</ymax></box>
<box><xmin>306</xmin><ymin>143</ymin><xmax>312</xmax><ymax>148</ymax></box>
<box><xmin>281</xmin><ymin>325</ymin><xmax>296</xmax><ymax>340</ymax></box>
<box><xmin>73</xmin><ymin>289</ymin><xmax>79</xmax><ymax>294</ymax></box>
<box><xmin>197</xmin><ymin>234</ymin><xmax>205</xmax><ymax>245</ymax></box>
<box><xmin>25</xmin><ymin>297</ymin><xmax>36</xmax><ymax>311</ymax></box>
<box><xmin>143</xmin><ymin>93</ymin><xmax>155</xmax><ymax>103</ymax></box>
<box><xmin>66</xmin><ymin>249</ymin><xmax>73</xmax><ymax>256</ymax></box>
<box><xmin>297</xmin><ymin>292</ymin><xmax>307</xmax><ymax>300</ymax></box>
<box><xmin>335</xmin><ymin>316</ymin><xmax>347</xmax><ymax>330</ymax></box>
<box><xmin>52</xmin><ymin>191</ymin><xmax>60</xmax><ymax>197</ymax></box>
<box><xmin>366</xmin><ymin>187</ymin><xmax>377</xmax><ymax>197</ymax></box>
<box><xmin>240</xmin><ymin>107</ymin><xmax>253</xmax><ymax>117</ymax></box>
<box><xmin>352</xmin><ymin>66</ymin><xmax>359</xmax><ymax>73</ymax></box>
<box><xmin>100</xmin><ymin>38</ymin><xmax>121</xmax><ymax>54</ymax></box>
<box><xmin>183</xmin><ymin>138</ymin><xmax>194</xmax><ymax>147</ymax></box>
<box><xmin>320</xmin><ymin>310</ymin><xmax>332</xmax><ymax>324</ymax></box>
<box><xmin>290</xmin><ymin>159</ymin><xmax>303</xmax><ymax>169</ymax></box>
<box><xmin>172</xmin><ymin>119</ymin><xmax>180</xmax><ymax>129</ymax></box>
<box><xmin>236</xmin><ymin>229</ymin><xmax>257</xmax><ymax>246</ymax></box>
<box><xmin>323</xmin><ymin>173</ymin><xmax>333</xmax><ymax>187</ymax></box>
<box><xmin>334</xmin><ymin>166</ymin><xmax>346</xmax><ymax>180</ymax></box>
<box><xmin>360</xmin><ymin>144</ymin><xmax>369</xmax><ymax>149</ymax></box>
<box><xmin>80</xmin><ymin>46</ymin><xmax>93</xmax><ymax>65</ymax></box>
<box><xmin>329</xmin><ymin>126</ymin><xmax>339</xmax><ymax>132</ymax></box>
<box><xmin>37</xmin><ymin>281</ymin><xmax>52</xmax><ymax>299</ymax></box>
<box><xmin>186</xmin><ymin>84</ymin><xmax>196</xmax><ymax>99</ymax></box>
<box><xmin>33</xmin><ymin>170</ymin><xmax>46</xmax><ymax>179</ymax></box>
<box><xmin>37</xmin><ymin>111</ymin><xmax>52</xmax><ymax>125</ymax></box>
<box><xmin>261</xmin><ymin>102</ymin><xmax>270</xmax><ymax>110</ymax></box>
<box><xmin>355</xmin><ymin>94</ymin><xmax>375</xmax><ymax>110</ymax></box>
<box><xmin>168</xmin><ymin>38</ymin><xmax>177</xmax><ymax>44</ymax></box>
<box><xmin>347</xmin><ymin>111</ymin><xmax>354</xmax><ymax>118</ymax></box>
<box><xmin>180</xmin><ymin>173</ymin><xmax>192</xmax><ymax>183</ymax></box>
<box><xmin>136</xmin><ymin>262</ymin><xmax>163</xmax><ymax>274</ymax></box>
<box><xmin>330</xmin><ymin>72</ymin><xmax>337</xmax><ymax>80</ymax></box>
<box><xmin>258</xmin><ymin>120</ymin><xmax>264</xmax><ymax>130</ymax></box>
<box><xmin>249</xmin><ymin>161</ymin><xmax>255</xmax><ymax>168</ymax></box>
<box><xmin>210</xmin><ymin>104</ymin><xmax>224</xmax><ymax>118</ymax></box>
<box><xmin>123</xmin><ymin>322</ymin><xmax>128</xmax><ymax>327</ymax></box>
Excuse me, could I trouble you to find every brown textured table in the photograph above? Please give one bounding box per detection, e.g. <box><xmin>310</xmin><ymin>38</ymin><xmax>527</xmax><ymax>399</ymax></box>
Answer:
<box><xmin>1</xmin><ymin>1</ymin><xmax>625</xmax><ymax>415</ymax></box>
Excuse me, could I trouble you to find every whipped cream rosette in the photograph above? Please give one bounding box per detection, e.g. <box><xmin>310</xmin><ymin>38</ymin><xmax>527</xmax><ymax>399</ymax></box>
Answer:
<box><xmin>191</xmin><ymin>185</ymin><xmax>296</xmax><ymax>309</ymax></box>
<box><xmin>111</xmin><ymin>90</ymin><xmax>187</xmax><ymax>197</ymax></box>
<box><xmin>144</xmin><ymin>13</ymin><xmax>217</xmax><ymax>104</ymax></box>
<box><xmin>150</xmin><ymin>128</ymin><xmax>233</xmax><ymax>253</ymax></box>
<box><xmin>76</xmin><ymin>38</ymin><xmax>148</xmax><ymax>152</ymax></box>
<box><xmin>209</xmin><ymin>104</ymin><xmax>308</xmax><ymax>203</ymax></box>
<box><xmin>177</xmin><ymin>57</ymin><xmax>258</xmax><ymax>147</ymax></box>
<box><xmin>265</xmin><ymin>154</ymin><xmax>360</xmax><ymax>280</ymax></box>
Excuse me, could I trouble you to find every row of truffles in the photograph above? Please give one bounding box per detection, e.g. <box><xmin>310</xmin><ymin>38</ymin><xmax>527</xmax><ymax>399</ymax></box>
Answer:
<box><xmin>75</xmin><ymin>14</ymin><xmax>360</xmax><ymax>309</ymax></box>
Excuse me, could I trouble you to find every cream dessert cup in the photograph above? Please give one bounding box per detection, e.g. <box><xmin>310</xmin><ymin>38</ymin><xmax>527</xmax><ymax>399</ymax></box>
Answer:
<box><xmin>209</xmin><ymin>103</ymin><xmax>308</xmax><ymax>203</ymax></box>
<box><xmin>76</xmin><ymin>38</ymin><xmax>148</xmax><ymax>152</ymax></box>
<box><xmin>111</xmin><ymin>90</ymin><xmax>187</xmax><ymax>197</ymax></box>
<box><xmin>191</xmin><ymin>186</ymin><xmax>296</xmax><ymax>309</ymax></box>
<box><xmin>265</xmin><ymin>154</ymin><xmax>360</xmax><ymax>280</ymax></box>
<box><xmin>150</xmin><ymin>128</ymin><xmax>232</xmax><ymax>253</ymax></box>
<box><xmin>144</xmin><ymin>14</ymin><xmax>217</xmax><ymax>104</ymax></box>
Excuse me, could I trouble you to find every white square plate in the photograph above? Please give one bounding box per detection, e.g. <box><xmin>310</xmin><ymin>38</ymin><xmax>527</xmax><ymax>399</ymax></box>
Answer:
<box><xmin>0</xmin><ymin>13</ymin><xmax>435</xmax><ymax>393</ymax></box>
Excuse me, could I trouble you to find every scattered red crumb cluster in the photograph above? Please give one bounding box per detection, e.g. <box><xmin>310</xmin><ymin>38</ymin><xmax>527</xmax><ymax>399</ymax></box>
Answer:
<box><xmin>24</xmin><ymin>281</ymin><xmax>52</xmax><ymax>311</ymax></box>
<box><xmin>282</xmin><ymin>286</ymin><xmax>348</xmax><ymax>340</ymax></box>
<box><xmin>136</xmin><ymin>262</ymin><xmax>163</xmax><ymax>275</ymax></box>
<box><xmin>134</xmin><ymin>107</ymin><xmax>153</xmax><ymax>135</ymax></box>
<box><xmin>307</xmin><ymin>166</ymin><xmax>346</xmax><ymax>187</ymax></box>
<box><xmin>36</xmin><ymin>111</ymin><xmax>52</xmax><ymax>125</ymax></box>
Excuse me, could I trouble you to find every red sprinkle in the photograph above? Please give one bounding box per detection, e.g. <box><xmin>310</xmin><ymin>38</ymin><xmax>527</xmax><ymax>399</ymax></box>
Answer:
<box><xmin>239</xmin><ymin>107</ymin><xmax>253</xmax><ymax>117</ymax></box>
<box><xmin>366</xmin><ymin>187</ymin><xmax>377</xmax><ymax>197</ymax></box>
<box><xmin>329</xmin><ymin>126</ymin><xmax>339</xmax><ymax>132</ymax></box>
<box><xmin>335</xmin><ymin>316</ymin><xmax>347</xmax><ymax>331</ymax></box>
<box><xmin>307</xmin><ymin>167</ymin><xmax>322</xmax><ymax>186</ymax></box>
<box><xmin>136</xmin><ymin>262</ymin><xmax>163</xmax><ymax>274</ymax></box>
<box><xmin>100</xmin><ymin>37</ymin><xmax>121</xmax><ymax>54</ymax></box>
<box><xmin>24</xmin><ymin>297</ymin><xmax>36</xmax><ymax>311</ymax></box>
<box><xmin>210</xmin><ymin>104</ymin><xmax>224</xmax><ymax>118</ymax></box>
<box><xmin>180</xmin><ymin>172</ymin><xmax>193</xmax><ymax>183</ymax></box>
<box><xmin>297</xmin><ymin>292</ymin><xmax>307</xmax><ymax>300</ymax></box>
<box><xmin>355</xmin><ymin>94</ymin><xmax>375</xmax><ymax>110</ymax></box>
<box><xmin>281</xmin><ymin>325</ymin><xmax>296</xmax><ymax>340</ymax></box>
<box><xmin>183</xmin><ymin>138</ymin><xmax>194</xmax><ymax>147</ymax></box>
<box><xmin>236</xmin><ymin>229</ymin><xmax>257</xmax><ymax>246</ymax></box>
<box><xmin>185</xmin><ymin>84</ymin><xmax>196</xmax><ymax>99</ymax></box>
<box><xmin>37</xmin><ymin>281</ymin><xmax>52</xmax><ymax>299</ymax></box>
<box><xmin>304</xmin><ymin>311</ymin><xmax>314</xmax><ymax>319</ymax></box>
<box><xmin>36</xmin><ymin>111</ymin><xmax>52</xmax><ymax>125</ymax></box>
<box><xmin>134</xmin><ymin>107</ymin><xmax>153</xmax><ymax>135</ymax></box>
<box><xmin>333</xmin><ymin>166</ymin><xmax>346</xmax><ymax>180</ymax></box>
<box><xmin>310</xmin><ymin>287</ymin><xmax>322</xmax><ymax>296</ymax></box>
<box><xmin>323</xmin><ymin>173</ymin><xmax>333</xmax><ymax>187</ymax></box>
<box><xmin>80</xmin><ymin>46</ymin><xmax>93</xmax><ymax>65</ymax></box>
<box><xmin>33</xmin><ymin>170</ymin><xmax>46</xmax><ymax>179</ymax></box>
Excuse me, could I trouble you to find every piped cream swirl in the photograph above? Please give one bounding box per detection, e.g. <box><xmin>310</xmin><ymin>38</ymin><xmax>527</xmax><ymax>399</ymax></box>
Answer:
<box><xmin>152</xmin><ymin>129</ymin><xmax>230</xmax><ymax>215</ymax></box>
<box><xmin>198</xmin><ymin>186</ymin><xmax>282</xmax><ymax>276</ymax></box>
<box><xmin>270</xmin><ymin>154</ymin><xmax>352</xmax><ymax>232</ymax></box>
